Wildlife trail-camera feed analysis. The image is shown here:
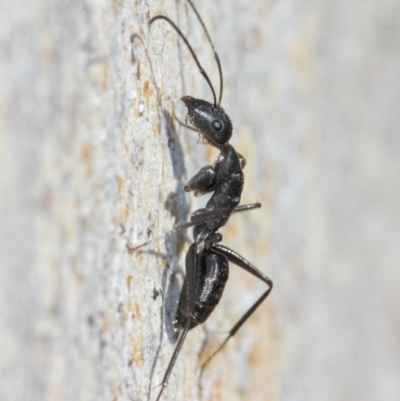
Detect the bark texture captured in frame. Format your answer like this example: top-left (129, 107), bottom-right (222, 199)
top-left (1, 1), bottom-right (399, 401)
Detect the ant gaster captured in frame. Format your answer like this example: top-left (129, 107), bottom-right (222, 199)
top-left (146, 1), bottom-right (274, 400)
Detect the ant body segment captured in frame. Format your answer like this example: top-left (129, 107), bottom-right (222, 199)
top-left (143, 1), bottom-right (274, 399)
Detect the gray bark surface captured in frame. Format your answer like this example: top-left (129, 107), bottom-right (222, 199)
top-left (1, 1), bottom-right (399, 401)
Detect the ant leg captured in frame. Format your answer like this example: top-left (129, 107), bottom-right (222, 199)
top-left (200, 243), bottom-right (273, 373)
top-left (232, 202), bottom-right (261, 214)
top-left (174, 113), bottom-right (197, 132)
top-left (128, 204), bottom-right (261, 252)
top-left (185, 165), bottom-right (216, 196)
top-left (155, 243), bottom-right (199, 401)
top-left (177, 203), bottom-right (261, 231)
top-left (127, 209), bottom-right (228, 253)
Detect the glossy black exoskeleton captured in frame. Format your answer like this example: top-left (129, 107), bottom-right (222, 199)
top-left (153, 213), bottom-right (272, 401)
top-left (181, 96), bottom-right (244, 234)
top-left (175, 241), bottom-right (229, 331)
top-left (150, 13), bottom-right (246, 242)
top-left (146, 1), bottom-right (274, 400)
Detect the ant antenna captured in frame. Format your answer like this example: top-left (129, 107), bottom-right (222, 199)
top-left (186, 0), bottom-right (224, 106)
top-left (149, 16), bottom-right (217, 106)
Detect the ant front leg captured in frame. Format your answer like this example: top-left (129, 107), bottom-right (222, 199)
top-left (184, 165), bottom-right (216, 196)
top-left (184, 145), bottom-right (231, 197)
top-left (200, 243), bottom-right (273, 374)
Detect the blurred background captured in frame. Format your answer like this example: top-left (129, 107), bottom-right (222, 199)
top-left (1, 0), bottom-right (399, 400)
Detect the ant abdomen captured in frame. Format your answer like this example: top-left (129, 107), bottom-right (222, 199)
top-left (175, 247), bottom-right (229, 330)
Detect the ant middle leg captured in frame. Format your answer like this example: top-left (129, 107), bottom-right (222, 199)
top-left (128, 203), bottom-right (262, 253)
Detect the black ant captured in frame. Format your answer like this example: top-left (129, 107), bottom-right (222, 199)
top-left (142, 1), bottom-right (274, 399)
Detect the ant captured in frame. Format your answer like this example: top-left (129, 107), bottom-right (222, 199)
top-left (143, 1), bottom-right (274, 399)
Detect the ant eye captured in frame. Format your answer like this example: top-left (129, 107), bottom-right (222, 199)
top-left (212, 120), bottom-right (222, 131)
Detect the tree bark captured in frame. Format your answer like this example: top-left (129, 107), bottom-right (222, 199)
top-left (1, 1), bottom-right (399, 401)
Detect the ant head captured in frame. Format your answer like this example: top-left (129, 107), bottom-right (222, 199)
top-left (181, 96), bottom-right (232, 145)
